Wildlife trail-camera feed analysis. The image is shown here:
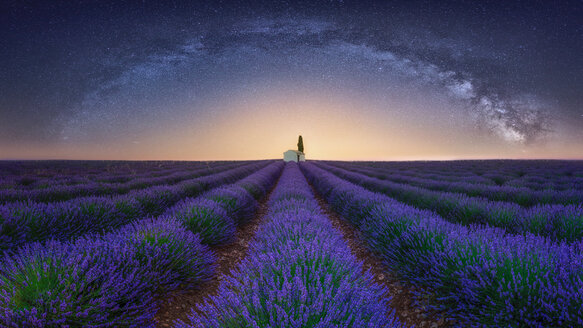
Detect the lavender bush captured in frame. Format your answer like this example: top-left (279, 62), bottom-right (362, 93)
top-left (0, 217), bottom-right (214, 327)
top-left (165, 198), bottom-right (236, 245)
top-left (203, 185), bottom-right (257, 224)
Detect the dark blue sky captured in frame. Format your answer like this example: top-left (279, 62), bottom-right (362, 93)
top-left (1, 0), bottom-right (581, 159)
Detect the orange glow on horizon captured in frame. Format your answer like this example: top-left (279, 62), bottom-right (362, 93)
top-left (1, 88), bottom-right (581, 161)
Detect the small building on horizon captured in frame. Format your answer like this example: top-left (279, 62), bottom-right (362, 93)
top-left (283, 150), bottom-right (305, 162)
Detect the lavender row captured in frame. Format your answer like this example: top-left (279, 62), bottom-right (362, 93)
top-left (0, 165), bottom-right (193, 191)
top-left (164, 161), bottom-right (284, 246)
top-left (334, 160), bottom-right (583, 191)
top-left (0, 161), bottom-right (233, 195)
top-left (0, 163), bottom-right (186, 190)
top-left (339, 160), bottom-right (583, 201)
top-left (317, 162), bottom-right (583, 243)
top-left (302, 162), bottom-right (583, 327)
top-left (344, 160), bottom-right (583, 191)
top-left (353, 159), bottom-right (583, 177)
top-left (0, 216), bottom-right (215, 327)
top-left (0, 161), bottom-right (246, 203)
top-left (0, 160), bottom-right (212, 178)
top-left (0, 161), bottom-right (274, 251)
top-left (329, 161), bottom-right (583, 206)
top-left (177, 162), bottom-right (405, 328)
top-left (332, 161), bottom-right (497, 185)
top-left (505, 174), bottom-right (583, 191)
top-left (0, 160), bottom-right (211, 189)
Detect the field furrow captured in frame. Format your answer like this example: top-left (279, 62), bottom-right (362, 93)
top-left (176, 162), bottom-right (405, 327)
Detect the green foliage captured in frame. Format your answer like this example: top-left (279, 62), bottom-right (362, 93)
top-left (114, 198), bottom-right (142, 220)
top-left (173, 201), bottom-right (235, 245)
top-left (5, 257), bottom-right (71, 311)
top-left (240, 182), bottom-right (263, 199)
top-left (205, 194), bottom-right (238, 218)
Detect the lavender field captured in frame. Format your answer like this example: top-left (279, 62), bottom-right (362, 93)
top-left (0, 159), bottom-right (582, 327)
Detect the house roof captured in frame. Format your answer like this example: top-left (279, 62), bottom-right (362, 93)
top-left (284, 149), bottom-right (304, 155)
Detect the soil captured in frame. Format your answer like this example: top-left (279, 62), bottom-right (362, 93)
top-left (154, 178), bottom-right (279, 327)
top-left (308, 183), bottom-right (453, 328)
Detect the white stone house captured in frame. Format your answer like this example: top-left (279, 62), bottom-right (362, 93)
top-left (283, 150), bottom-right (305, 162)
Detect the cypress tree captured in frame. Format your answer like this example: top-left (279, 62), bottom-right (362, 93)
top-left (297, 135), bottom-right (304, 153)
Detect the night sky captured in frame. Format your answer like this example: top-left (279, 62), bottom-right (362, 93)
top-left (1, 0), bottom-right (582, 160)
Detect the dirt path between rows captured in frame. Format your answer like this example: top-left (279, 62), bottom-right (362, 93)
top-left (308, 183), bottom-right (452, 328)
top-left (154, 178), bottom-right (280, 327)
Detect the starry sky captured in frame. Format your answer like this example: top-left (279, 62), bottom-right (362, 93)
top-left (1, 0), bottom-right (582, 160)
